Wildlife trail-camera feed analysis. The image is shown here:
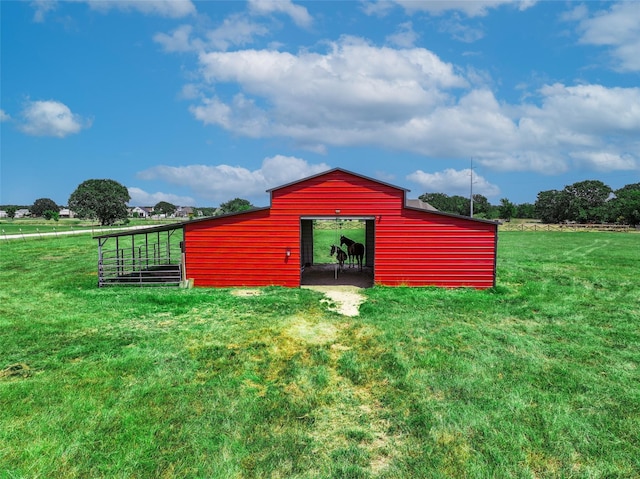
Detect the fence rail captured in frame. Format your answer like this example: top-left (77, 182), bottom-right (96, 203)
top-left (500, 223), bottom-right (635, 232)
top-left (98, 253), bottom-right (182, 287)
top-left (97, 228), bottom-right (184, 287)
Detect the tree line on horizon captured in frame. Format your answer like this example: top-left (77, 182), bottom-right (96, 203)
top-left (0, 179), bottom-right (257, 226)
top-left (421, 179), bottom-right (639, 225)
top-left (3, 178), bottom-right (639, 226)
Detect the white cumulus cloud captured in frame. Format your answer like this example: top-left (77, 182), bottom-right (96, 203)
top-left (569, 151), bottom-right (638, 172)
top-left (127, 187), bottom-right (195, 207)
top-left (0, 109), bottom-right (10, 122)
top-left (86, 0), bottom-right (196, 18)
top-left (154, 17), bottom-right (270, 53)
top-left (136, 156), bottom-right (331, 203)
top-left (192, 37), bottom-right (467, 150)
top-left (568, 1), bottom-right (640, 72)
top-left (188, 35), bottom-right (640, 175)
top-left (154, 25), bottom-right (200, 53)
top-left (19, 100), bottom-right (91, 138)
top-left (31, 0), bottom-right (196, 21)
top-left (407, 168), bottom-right (501, 197)
top-left (248, 0), bottom-right (313, 28)
top-left (31, 0), bottom-right (57, 22)
top-left (205, 14), bottom-right (270, 51)
top-left (386, 22), bottom-right (419, 47)
top-left (386, 0), bottom-right (536, 17)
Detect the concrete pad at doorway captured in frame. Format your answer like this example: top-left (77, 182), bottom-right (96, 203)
top-left (303, 285), bottom-right (366, 317)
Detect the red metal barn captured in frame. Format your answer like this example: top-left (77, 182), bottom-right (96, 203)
top-left (183, 168), bottom-right (497, 289)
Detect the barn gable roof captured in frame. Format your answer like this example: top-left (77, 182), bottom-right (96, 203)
top-left (267, 167), bottom-right (496, 225)
top-left (267, 167), bottom-right (410, 194)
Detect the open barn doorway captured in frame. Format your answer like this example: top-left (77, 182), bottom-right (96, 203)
top-left (300, 217), bottom-right (374, 287)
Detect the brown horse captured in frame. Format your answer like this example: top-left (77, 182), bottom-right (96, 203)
top-left (330, 244), bottom-right (348, 270)
top-left (340, 235), bottom-right (364, 271)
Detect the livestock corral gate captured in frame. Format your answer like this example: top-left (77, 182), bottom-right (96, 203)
top-left (96, 169), bottom-right (498, 289)
top-left (95, 224), bottom-right (184, 287)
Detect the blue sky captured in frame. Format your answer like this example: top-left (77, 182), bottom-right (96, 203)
top-left (1, 0), bottom-right (639, 208)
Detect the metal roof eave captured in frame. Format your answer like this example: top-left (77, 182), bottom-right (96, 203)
top-left (183, 206), bottom-right (271, 225)
top-left (403, 205), bottom-right (500, 226)
top-left (92, 222), bottom-right (187, 240)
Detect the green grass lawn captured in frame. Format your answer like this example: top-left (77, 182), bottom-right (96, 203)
top-left (0, 218), bottom-right (98, 235)
top-left (1, 232), bottom-right (638, 478)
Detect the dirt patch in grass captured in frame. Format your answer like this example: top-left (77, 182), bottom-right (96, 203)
top-left (303, 285), bottom-right (366, 317)
top-left (231, 289), bottom-right (263, 297)
top-left (284, 318), bottom-right (338, 345)
top-left (1, 363), bottom-right (32, 379)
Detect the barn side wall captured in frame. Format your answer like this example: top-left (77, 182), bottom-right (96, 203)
top-left (375, 208), bottom-right (497, 288)
top-left (184, 209), bottom-right (300, 287)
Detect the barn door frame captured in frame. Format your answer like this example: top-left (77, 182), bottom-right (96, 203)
top-left (299, 216), bottom-right (375, 269)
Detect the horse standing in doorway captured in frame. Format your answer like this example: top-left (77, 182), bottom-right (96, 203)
top-left (330, 244), bottom-right (348, 271)
top-left (340, 235), bottom-right (364, 271)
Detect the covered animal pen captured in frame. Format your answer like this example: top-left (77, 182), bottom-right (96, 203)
top-left (95, 224), bottom-right (184, 287)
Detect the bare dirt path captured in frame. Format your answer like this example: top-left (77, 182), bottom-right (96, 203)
top-left (302, 285), bottom-right (366, 317)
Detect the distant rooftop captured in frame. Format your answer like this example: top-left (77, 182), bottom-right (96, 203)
top-left (406, 199), bottom-right (438, 211)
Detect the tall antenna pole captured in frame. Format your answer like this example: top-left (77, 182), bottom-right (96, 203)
top-left (470, 158), bottom-right (474, 218)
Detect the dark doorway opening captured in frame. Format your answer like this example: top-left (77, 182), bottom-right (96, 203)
top-left (300, 217), bottom-right (374, 287)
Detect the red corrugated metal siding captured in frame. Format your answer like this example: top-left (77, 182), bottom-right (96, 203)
top-left (375, 209), bottom-right (496, 288)
top-left (184, 209), bottom-right (300, 287)
top-left (271, 172), bottom-right (405, 217)
top-left (183, 169), bottom-right (497, 289)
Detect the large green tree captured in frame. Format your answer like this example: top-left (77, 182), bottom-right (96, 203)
top-left (419, 193), bottom-right (471, 216)
top-left (419, 193), bottom-right (450, 211)
top-left (535, 189), bottom-right (570, 223)
top-left (564, 180), bottom-right (612, 223)
top-left (608, 183), bottom-right (640, 225)
top-left (68, 179), bottom-right (130, 226)
top-left (471, 194), bottom-right (492, 217)
top-left (536, 180), bottom-right (615, 224)
top-left (516, 203), bottom-right (536, 219)
top-left (5, 206), bottom-right (17, 219)
top-left (198, 207), bottom-right (218, 217)
top-left (219, 198), bottom-right (254, 214)
top-left (31, 198), bottom-right (58, 217)
top-left (154, 201), bottom-right (177, 217)
top-left (498, 198), bottom-right (517, 221)
top-left (43, 210), bottom-right (60, 221)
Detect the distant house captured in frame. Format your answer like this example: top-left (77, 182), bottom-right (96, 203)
top-left (405, 199), bottom-right (438, 211)
top-left (130, 206), bottom-right (153, 218)
top-left (14, 209), bottom-right (31, 218)
top-left (175, 206), bottom-right (194, 218)
top-left (0, 210), bottom-right (6, 218)
top-left (59, 208), bottom-right (75, 218)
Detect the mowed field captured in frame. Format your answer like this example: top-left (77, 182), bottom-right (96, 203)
top-left (0, 218), bottom-right (182, 236)
top-left (0, 231), bottom-right (638, 478)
